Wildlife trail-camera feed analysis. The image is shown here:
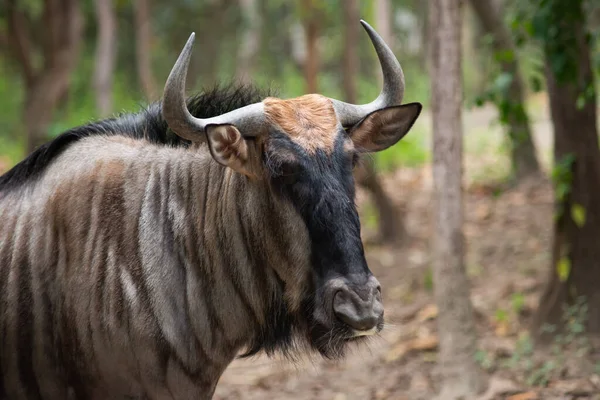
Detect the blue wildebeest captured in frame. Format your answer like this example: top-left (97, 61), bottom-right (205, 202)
top-left (0, 20), bottom-right (421, 399)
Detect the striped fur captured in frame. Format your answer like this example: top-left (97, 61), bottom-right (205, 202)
top-left (0, 135), bottom-right (312, 399)
top-left (0, 85), bottom-right (388, 399)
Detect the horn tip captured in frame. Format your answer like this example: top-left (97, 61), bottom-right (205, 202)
top-left (359, 19), bottom-right (372, 29)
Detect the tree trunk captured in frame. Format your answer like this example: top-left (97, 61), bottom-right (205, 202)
top-left (7, 0), bottom-right (84, 154)
top-left (236, 0), bottom-right (261, 85)
top-left (374, 0), bottom-right (393, 52)
top-left (342, 0), bottom-right (359, 104)
top-left (354, 159), bottom-right (406, 244)
top-left (430, 1), bottom-right (486, 398)
top-left (300, 0), bottom-right (319, 93)
top-left (469, 0), bottom-right (541, 181)
top-left (93, 0), bottom-right (117, 117)
top-left (133, 0), bottom-right (158, 101)
top-left (347, 0), bottom-right (404, 245)
top-left (533, 17), bottom-right (600, 335)
top-left (418, 0), bottom-right (429, 70)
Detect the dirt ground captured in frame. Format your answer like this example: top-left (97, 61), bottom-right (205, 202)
top-left (213, 98), bottom-right (600, 400)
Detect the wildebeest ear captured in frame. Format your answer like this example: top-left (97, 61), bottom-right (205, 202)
top-left (205, 124), bottom-right (254, 177)
top-left (348, 103), bottom-right (422, 153)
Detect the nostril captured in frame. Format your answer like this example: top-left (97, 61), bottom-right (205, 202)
top-left (333, 289), bottom-right (380, 331)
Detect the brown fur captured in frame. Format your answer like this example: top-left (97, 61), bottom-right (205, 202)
top-left (263, 95), bottom-right (339, 154)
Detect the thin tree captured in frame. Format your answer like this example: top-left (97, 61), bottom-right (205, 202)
top-left (4, 0), bottom-right (84, 154)
top-left (531, 0), bottom-right (600, 334)
top-left (93, 0), bottom-right (118, 117)
top-left (299, 0), bottom-right (319, 93)
top-left (469, 0), bottom-right (541, 181)
top-left (133, 0), bottom-right (158, 101)
top-left (430, 0), bottom-right (486, 398)
top-left (374, 0), bottom-right (393, 51)
top-left (349, 0), bottom-right (406, 245)
top-left (236, 0), bottom-right (261, 85)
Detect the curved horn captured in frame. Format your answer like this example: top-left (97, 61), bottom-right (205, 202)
top-left (331, 20), bottom-right (405, 127)
top-left (162, 33), bottom-right (266, 141)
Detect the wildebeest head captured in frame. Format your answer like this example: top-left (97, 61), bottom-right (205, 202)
top-left (162, 20), bottom-right (422, 358)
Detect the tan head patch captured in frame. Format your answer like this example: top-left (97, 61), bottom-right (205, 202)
top-left (263, 94), bottom-right (339, 153)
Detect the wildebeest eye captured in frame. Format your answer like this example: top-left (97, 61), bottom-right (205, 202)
top-left (277, 160), bottom-right (301, 178)
top-left (265, 151), bottom-right (303, 184)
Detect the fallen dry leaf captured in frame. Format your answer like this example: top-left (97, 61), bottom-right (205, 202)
top-left (409, 372), bottom-right (430, 392)
top-left (476, 376), bottom-right (522, 400)
top-left (494, 320), bottom-right (511, 337)
top-left (548, 378), bottom-right (595, 395)
top-left (506, 391), bottom-right (538, 400)
top-left (475, 203), bottom-right (492, 220)
top-left (384, 335), bottom-right (439, 363)
top-left (416, 304), bottom-right (438, 322)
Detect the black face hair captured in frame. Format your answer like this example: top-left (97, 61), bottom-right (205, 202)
top-left (264, 129), bottom-right (372, 358)
top-left (0, 84), bottom-right (273, 193)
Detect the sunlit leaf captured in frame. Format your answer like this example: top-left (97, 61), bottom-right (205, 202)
top-left (571, 203), bottom-right (586, 227)
top-left (576, 94), bottom-right (586, 110)
top-left (493, 72), bottom-right (514, 93)
top-left (557, 257), bottom-right (571, 282)
top-left (511, 292), bottom-right (525, 313)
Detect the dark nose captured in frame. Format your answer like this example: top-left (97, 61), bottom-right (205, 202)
top-left (332, 277), bottom-right (383, 331)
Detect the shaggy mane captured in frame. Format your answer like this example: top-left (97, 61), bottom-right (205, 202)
top-left (0, 84), bottom-right (272, 193)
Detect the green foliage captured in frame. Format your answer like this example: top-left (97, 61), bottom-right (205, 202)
top-left (474, 349), bottom-right (494, 371)
top-left (570, 203), bottom-right (586, 227)
top-left (0, 135), bottom-right (24, 166)
top-left (526, 360), bottom-right (555, 387)
top-left (510, 0), bottom-right (597, 102)
top-left (502, 297), bottom-right (591, 387)
top-left (505, 331), bottom-right (534, 369)
top-left (361, 202), bottom-right (379, 231)
top-left (510, 292), bottom-right (526, 314)
top-left (494, 308), bottom-right (508, 323)
top-left (423, 267), bottom-right (433, 292)
top-left (556, 257), bottom-right (571, 282)
top-left (551, 153), bottom-right (575, 209)
top-left (374, 124), bottom-right (428, 172)
top-left (530, 0), bottom-right (586, 83)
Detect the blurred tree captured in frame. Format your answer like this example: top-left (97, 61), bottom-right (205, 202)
top-left (430, 0), bottom-right (486, 398)
top-left (134, 0), bottom-right (158, 101)
top-left (350, 0), bottom-right (406, 245)
top-left (93, 0), bottom-right (117, 117)
top-left (342, 0), bottom-right (359, 104)
top-left (3, 0), bottom-right (84, 154)
top-left (298, 0), bottom-right (320, 92)
top-left (374, 0), bottom-right (393, 52)
top-left (469, 0), bottom-right (541, 182)
top-left (528, 0), bottom-right (600, 335)
top-left (416, 0), bottom-right (429, 70)
top-left (236, 0), bottom-right (261, 85)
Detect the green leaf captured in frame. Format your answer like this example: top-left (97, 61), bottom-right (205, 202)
top-left (531, 76), bottom-right (543, 93)
top-left (511, 292), bottom-right (526, 313)
top-left (557, 257), bottom-right (571, 282)
top-left (495, 308), bottom-right (508, 322)
top-left (576, 94), bottom-right (586, 110)
top-left (493, 72), bottom-right (514, 93)
top-left (571, 203), bottom-right (586, 227)
top-left (495, 49), bottom-right (515, 63)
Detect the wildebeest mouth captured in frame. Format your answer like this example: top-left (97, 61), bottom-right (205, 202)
top-left (308, 319), bottom-right (384, 358)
